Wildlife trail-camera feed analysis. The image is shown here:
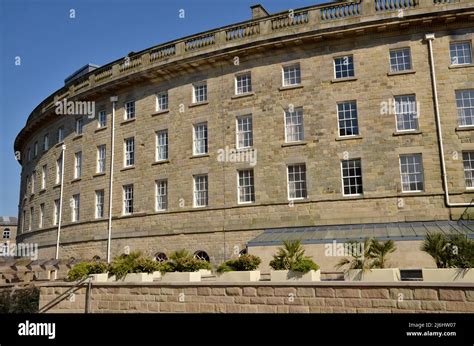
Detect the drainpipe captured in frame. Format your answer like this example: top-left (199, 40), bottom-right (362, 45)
top-left (425, 33), bottom-right (471, 207)
top-left (107, 96), bottom-right (118, 263)
top-left (55, 143), bottom-right (66, 260)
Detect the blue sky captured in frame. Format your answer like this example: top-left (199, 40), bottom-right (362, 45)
top-left (0, 0), bottom-right (325, 217)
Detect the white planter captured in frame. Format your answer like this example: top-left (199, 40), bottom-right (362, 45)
top-left (217, 271), bottom-right (260, 282)
top-left (90, 273), bottom-right (109, 282)
top-left (152, 271), bottom-right (162, 280)
top-left (198, 269), bottom-right (212, 276)
top-left (161, 272), bottom-right (202, 282)
top-left (422, 268), bottom-right (474, 282)
top-left (270, 270), bottom-right (320, 282)
top-left (119, 273), bottom-right (154, 282)
top-left (345, 269), bottom-right (400, 282)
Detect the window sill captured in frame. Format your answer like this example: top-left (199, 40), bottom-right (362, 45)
top-left (387, 70), bottom-right (416, 76)
top-left (95, 126), bottom-right (108, 133)
top-left (152, 160), bottom-right (170, 165)
top-left (53, 183), bottom-right (61, 189)
top-left (449, 64), bottom-right (474, 70)
top-left (151, 109), bottom-right (170, 116)
top-left (331, 77), bottom-right (357, 83)
top-left (71, 178), bottom-right (81, 183)
top-left (281, 141), bottom-right (307, 147)
top-left (456, 126), bottom-right (474, 132)
top-left (121, 118), bottom-right (136, 125)
top-left (118, 212), bottom-right (146, 219)
top-left (120, 166), bottom-right (135, 172)
top-left (278, 84), bottom-right (303, 91)
top-left (189, 101), bottom-right (209, 108)
top-left (342, 194), bottom-right (364, 199)
top-left (335, 135), bottom-right (362, 141)
top-left (288, 198), bottom-right (308, 203)
top-left (231, 92), bottom-right (255, 100)
top-left (93, 172), bottom-right (106, 177)
top-left (190, 154), bottom-right (209, 159)
top-left (399, 191), bottom-right (424, 196)
top-left (55, 142), bottom-right (65, 148)
top-left (73, 134), bottom-right (83, 140)
top-left (393, 130), bottom-right (422, 136)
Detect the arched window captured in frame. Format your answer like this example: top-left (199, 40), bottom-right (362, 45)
top-left (154, 252), bottom-right (168, 263)
top-left (194, 250), bottom-right (210, 262)
top-left (2, 229), bottom-right (10, 239)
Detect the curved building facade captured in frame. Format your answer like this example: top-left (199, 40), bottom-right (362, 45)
top-left (14, 0), bottom-right (474, 270)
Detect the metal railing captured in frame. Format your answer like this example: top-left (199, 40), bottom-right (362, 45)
top-left (38, 275), bottom-right (92, 313)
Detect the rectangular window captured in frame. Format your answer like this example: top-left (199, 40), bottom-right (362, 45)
top-left (236, 115), bottom-right (253, 149)
top-left (58, 126), bottom-right (64, 143)
top-left (193, 82), bottom-right (207, 103)
top-left (193, 175), bottom-right (208, 207)
top-left (155, 180), bottom-right (168, 211)
top-left (43, 134), bottom-right (49, 151)
top-left (54, 199), bottom-right (60, 225)
top-left (25, 175), bottom-right (29, 196)
top-left (41, 165), bottom-right (47, 190)
top-left (399, 154), bottom-right (424, 192)
top-left (124, 137), bottom-right (135, 167)
top-left (456, 90), bottom-right (474, 127)
top-left (75, 118), bottom-right (83, 135)
top-left (285, 107), bottom-right (304, 142)
top-left (389, 48), bottom-right (412, 72)
top-left (125, 101), bottom-right (135, 120)
top-left (3, 230), bottom-right (10, 239)
top-left (97, 145), bottom-right (106, 173)
top-left (334, 55), bottom-right (355, 79)
top-left (238, 169), bottom-right (255, 204)
top-left (39, 203), bottom-right (44, 228)
top-left (193, 123), bottom-right (208, 155)
top-left (463, 151), bottom-right (474, 189)
top-left (27, 148), bottom-right (31, 162)
top-left (450, 41), bottom-right (472, 66)
top-left (283, 64), bottom-right (301, 86)
top-left (341, 159), bottom-right (363, 196)
top-left (29, 207), bottom-right (33, 231)
top-left (395, 95), bottom-right (418, 132)
top-left (287, 164), bottom-right (307, 200)
top-left (34, 141), bottom-right (38, 157)
top-left (31, 171), bottom-right (35, 194)
top-left (95, 190), bottom-right (104, 218)
top-left (74, 151), bottom-right (82, 179)
top-left (72, 194), bottom-right (80, 222)
top-left (156, 130), bottom-right (169, 161)
top-left (337, 101), bottom-right (359, 136)
top-left (98, 110), bottom-right (107, 128)
top-left (156, 91), bottom-right (169, 111)
top-left (56, 155), bottom-right (62, 184)
top-left (22, 210), bottom-right (26, 232)
top-left (123, 184), bottom-right (134, 215)
top-left (235, 73), bottom-right (252, 95)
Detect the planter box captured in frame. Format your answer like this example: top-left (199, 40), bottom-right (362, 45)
top-left (111, 273), bottom-right (154, 282)
top-left (90, 273), bottom-right (109, 282)
top-left (270, 270), bottom-right (320, 282)
top-left (217, 271), bottom-right (260, 282)
top-left (152, 271), bottom-right (162, 280)
top-left (345, 269), bottom-right (400, 282)
top-left (161, 272), bottom-right (202, 282)
top-left (422, 268), bottom-right (474, 282)
top-left (198, 269), bottom-right (212, 276)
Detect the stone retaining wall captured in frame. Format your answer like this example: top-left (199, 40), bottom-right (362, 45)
top-left (37, 282), bottom-right (474, 313)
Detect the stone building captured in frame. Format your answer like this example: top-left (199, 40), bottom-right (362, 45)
top-left (0, 217), bottom-right (17, 258)
top-left (13, 0), bottom-right (474, 271)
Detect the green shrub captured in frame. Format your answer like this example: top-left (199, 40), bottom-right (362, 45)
top-left (421, 233), bottom-right (474, 268)
top-left (162, 250), bottom-right (211, 273)
top-left (217, 254), bottom-right (261, 273)
top-left (109, 251), bottom-right (160, 279)
top-left (67, 261), bottom-right (108, 281)
top-left (0, 286), bottom-right (39, 313)
top-left (269, 240), bottom-right (319, 273)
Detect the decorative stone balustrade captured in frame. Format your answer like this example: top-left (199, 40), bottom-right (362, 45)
top-left (320, 1), bottom-right (362, 21)
top-left (226, 22), bottom-right (260, 41)
top-left (185, 33), bottom-right (216, 52)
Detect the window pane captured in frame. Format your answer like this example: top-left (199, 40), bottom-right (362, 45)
top-left (338, 101), bottom-right (359, 136)
top-left (341, 159), bottom-right (363, 195)
top-left (399, 154), bottom-right (424, 192)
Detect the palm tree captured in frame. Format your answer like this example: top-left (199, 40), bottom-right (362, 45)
top-left (335, 238), bottom-right (372, 270)
top-left (169, 249), bottom-right (191, 261)
top-left (421, 233), bottom-right (451, 268)
top-left (369, 239), bottom-right (397, 269)
top-left (270, 240), bottom-right (306, 270)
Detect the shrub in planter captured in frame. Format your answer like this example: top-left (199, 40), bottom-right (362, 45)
top-left (269, 240), bottom-right (319, 273)
top-left (0, 286), bottom-right (39, 313)
top-left (108, 252), bottom-right (160, 280)
top-left (217, 254), bottom-right (261, 273)
top-left (160, 250), bottom-right (211, 282)
top-left (421, 233), bottom-right (474, 269)
top-left (67, 261), bottom-right (108, 281)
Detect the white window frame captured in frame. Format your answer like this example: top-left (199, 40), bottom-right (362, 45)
top-left (156, 130), bottom-right (169, 161)
top-left (389, 48), bottom-right (412, 72)
top-left (97, 145), bottom-right (106, 173)
top-left (156, 91), bottom-right (169, 112)
top-left (237, 169), bottom-right (255, 204)
top-left (56, 156), bottom-right (62, 184)
top-left (41, 165), bottom-right (47, 190)
top-left (463, 151), bottom-right (474, 189)
top-left (72, 194), bottom-right (80, 222)
top-left (123, 184), bottom-right (134, 215)
top-left (31, 171), bottom-right (35, 194)
top-left (98, 110), bottom-right (107, 128)
top-left (58, 126), bottom-right (64, 143)
top-left (39, 203), bottom-right (44, 228)
top-left (29, 207), bottom-right (33, 231)
top-left (399, 154), bottom-right (424, 193)
top-left (155, 179), bottom-right (168, 211)
top-left (235, 72), bottom-right (252, 95)
top-left (43, 133), bottom-right (49, 151)
top-left (124, 137), bottom-right (135, 167)
top-left (54, 199), bottom-right (60, 225)
top-left (95, 190), bottom-right (105, 219)
top-left (125, 101), bottom-right (135, 120)
top-left (192, 82), bottom-right (207, 103)
top-left (2, 230), bottom-right (10, 239)
top-left (394, 94), bottom-right (419, 132)
top-left (450, 41), bottom-right (473, 66)
top-left (74, 151), bottom-right (82, 179)
top-left (193, 175), bottom-right (208, 207)
top-left (282, 64), bottom-right (301, 87)
top-left (333, 55), bottom-right (355, 79)
top-left (236, 115), bottom-right (253, 149)
top-left (284, 107), bottom-right (304, 143)
top-left (341, 159), bottom-right (363, 196)
top-left (456, 89), bottom-right (474, 127)
top-left (193, 123), bottom-right (208, 155)
top-left (287, 164), bottom-right (307, 201)
top-left (337, 101), bottom-right (359, 137)
top-left (75, 118), bottom-right (84, 135)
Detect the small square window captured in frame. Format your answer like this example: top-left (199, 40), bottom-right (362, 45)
top-left (157, 92), bottom-right (169, 111)
top-left (235, 73), bottom-right (252, 95)
top-left (283, 64), bottom-right (301, 86)
top-left (334, 56), bottom-right (355, 79)
top-left (389, 48), bottom-right (412, 72)
top-left (193, 82), bottom-right (207, 103)
top-left (450, 41), bottom-right (472, 66)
